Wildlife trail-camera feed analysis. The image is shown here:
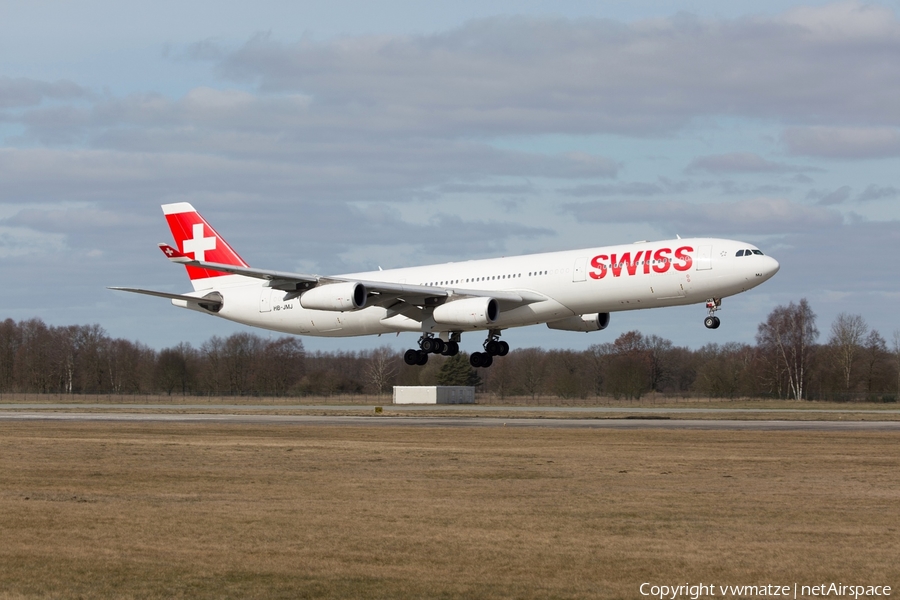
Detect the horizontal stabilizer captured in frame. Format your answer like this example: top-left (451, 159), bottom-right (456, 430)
top-left (158, 243), bottom-right (191, 263)
top-left (109, 287), bottom-right (223, 311)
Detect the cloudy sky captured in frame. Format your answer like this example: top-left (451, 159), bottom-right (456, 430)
top-left (1, 0), bottom-right (898, 352)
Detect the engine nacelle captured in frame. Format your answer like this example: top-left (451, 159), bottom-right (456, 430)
top-left (546, 312), bottom-right (610, 332)
top-left (432, 297), bottom-right (499, 327)
top-left (299, 282), bottom-right (367, 311)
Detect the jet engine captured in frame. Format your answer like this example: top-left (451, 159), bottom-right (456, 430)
top-left (432, 297), bottom-right (499, 327)
top-left (546, 312), bottom-right (610, 332)
top-left (299, 282), bottom-right (367, 311)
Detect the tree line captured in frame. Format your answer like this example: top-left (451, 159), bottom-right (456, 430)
top-left (1, 299), bottom-right (898, 400)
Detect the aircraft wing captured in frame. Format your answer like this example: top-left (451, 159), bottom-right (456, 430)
top-left (343, 278), bottom-right (546, 311)
top-left (157, 243), bottom-right (547, 314)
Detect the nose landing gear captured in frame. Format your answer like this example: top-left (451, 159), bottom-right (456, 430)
top-left (704, 298), bottom-right (722, 329)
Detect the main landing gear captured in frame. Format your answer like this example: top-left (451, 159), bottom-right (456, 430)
top-left (704, 298), bottom-right (722, 329)
top-left (403, 333), bottom-right (460, 366)
top-left (469, 330), bottom-right (509, 369)
top-left (402, 331), bottom-right (510, 368)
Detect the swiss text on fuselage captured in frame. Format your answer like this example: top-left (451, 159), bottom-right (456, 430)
top-left (589, 246), bottom-right (694, 280)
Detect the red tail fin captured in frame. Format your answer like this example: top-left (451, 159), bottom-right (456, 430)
top-left (162, 203), bottom-right (249, 288)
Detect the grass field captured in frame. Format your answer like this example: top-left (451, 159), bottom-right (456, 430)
top-left (1, 422), bottom-right (898, 599)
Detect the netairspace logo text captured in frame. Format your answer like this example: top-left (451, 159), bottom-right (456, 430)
top-left (639, 582), bottom-right (892, 599)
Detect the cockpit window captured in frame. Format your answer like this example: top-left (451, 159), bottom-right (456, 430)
top-left (752, 249), bottom-right (764, 255)
top-left (736, 249), bottom-right (745, 257)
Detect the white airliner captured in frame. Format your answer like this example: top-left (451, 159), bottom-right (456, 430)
top-left (113, 203), bottom-right (780, 367)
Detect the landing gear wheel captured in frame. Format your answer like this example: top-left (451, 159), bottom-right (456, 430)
top-left (404, 349), bottom-right (420, 365)
top-left (442, 341), bottom-right (459, 356)
top-left (470, 352), bottom-right (493, 368)
top-left (482, 329), bottom-right (507, 360)
top-left (420, 338), bottom-right (436, 353)
top-left (416, 350), bottom-right (429, 366)
top-left (431, 338), bottom-right (446, 354)
top-left (704, 316), bottom-right (721, 329)
top-left (704, 298), bottom-right (722, 330)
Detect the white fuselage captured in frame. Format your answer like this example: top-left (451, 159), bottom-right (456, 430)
top-left (175, 238), bottom-right (779, 337)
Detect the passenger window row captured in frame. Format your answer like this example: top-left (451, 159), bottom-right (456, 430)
top-left (420, 271), bottom-right (551, 287)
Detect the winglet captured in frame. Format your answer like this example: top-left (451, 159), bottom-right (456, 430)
top-left (158, 243), bottom-right (191, 263)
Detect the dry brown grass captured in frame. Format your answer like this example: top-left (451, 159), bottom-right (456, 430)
top-left (1, 422), bottom-right (898, 599)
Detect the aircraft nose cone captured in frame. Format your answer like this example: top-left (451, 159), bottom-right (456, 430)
top-left (766, 256), bottom-right (780, 278)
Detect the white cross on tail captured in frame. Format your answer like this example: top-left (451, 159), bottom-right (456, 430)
top-left (182, 223), bottom-right (216, 261)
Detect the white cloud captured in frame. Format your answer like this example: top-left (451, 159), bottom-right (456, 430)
top-left (0, 77), bottom-right (86, 109)
top-left (857, 185), bottom-right (899, 202)
top-left (3, 207), bottom-right (147, 233)
top-left (566, 197), bottom-right (843, 235)
top-left (0, 226), bottom-right (66, 257)
top-left (685, 152), bottom-right (816, 174)
top-left (558, 178), bottom-right (793, 198)
top-left (781, 2), bottom-right (899, 40)
top-left (208, 5), bottom-right (900, 136)
top-left (806, 185), bottom-right (852, 205)
top-left (782, 126), bottom-right (900, 158)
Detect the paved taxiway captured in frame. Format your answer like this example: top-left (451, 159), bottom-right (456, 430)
top-left (3, 403), bottom-right (900, 414)
top-left (2, 411), bottom-right (900, 430)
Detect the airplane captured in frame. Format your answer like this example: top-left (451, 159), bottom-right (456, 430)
top-left (112, 203), bottom-right (780, 368)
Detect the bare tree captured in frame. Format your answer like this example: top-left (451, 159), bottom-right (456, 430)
top-left (586, 342), bottom-right (613, 397)
top-left (364, 346), bottom-right (398, 396)
top-left (695, 342), bottom-right (754, 399)
top-left (547, 350), bottom-right (587, 399)
top-left (72, 324), bottom-right (108, 393)
top-left (756, 299), bottom-right (819, 401)
top-left (15, 319), bottom-right (56, 393)
top-left (861, 330), bottom-right (887, 396)
top-left (487, 352), bottom-right (514, 398)
top-left (223, 333), bottom-right (262, 395)
top-left (516, 348), bottom-right (547, 401)
top-left (0, 319), bottom-right (21, 392)
top-left (156, 347), bottom-right (189, 396)
top-left (199, 336), bottom-right (225, 395)
top-left (893, 330), bottom-right (900, 400)
top-left (828, 313), bottom-right (867, 392)
top-left (645, 334), bottom-right (674, 392)
top-left (606, 331), bottom-right (652, 400)
top-left (107, 338), bottom-right (154, 393)
top-left (256, 337), bottom-right (304, 396)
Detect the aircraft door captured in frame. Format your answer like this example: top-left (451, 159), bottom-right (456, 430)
top-left (573, 257), bottom-right (587, 282)
top-left (650, 266), bottom-right (685, 299)
top-left (696, 245), bottom-right (712, 270)
top-left (259, 289), bottom-right (272, 313)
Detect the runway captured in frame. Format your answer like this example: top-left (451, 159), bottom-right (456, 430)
top-left (3, 403), bottom-right (900, 414)
top-left (3, 411), bottom-right (900, 430)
